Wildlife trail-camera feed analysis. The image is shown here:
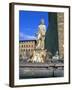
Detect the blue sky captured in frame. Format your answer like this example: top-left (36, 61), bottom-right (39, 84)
top-left (19, 10), bottom-right (49, 41)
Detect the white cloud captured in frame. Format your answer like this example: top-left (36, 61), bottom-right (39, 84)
top-left (19, 32), bottom-right (36, 40)
top-left (19, 32), bottom-right (24, 38)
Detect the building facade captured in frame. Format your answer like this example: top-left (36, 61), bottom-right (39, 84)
top-left (19, 40), bottom-right (36, 60)
top-left (57, 13), bottom-right (64, 58)
top-left (45, 12), bottom-right (64, 58)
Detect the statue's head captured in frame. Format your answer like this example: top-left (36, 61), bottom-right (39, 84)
top-left (40, 19), bottom-right (45, 25)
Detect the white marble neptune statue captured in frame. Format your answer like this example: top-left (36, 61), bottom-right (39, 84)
top-left (36, 19), bottom-right (46, 49)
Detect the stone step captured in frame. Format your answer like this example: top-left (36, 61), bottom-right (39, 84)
top-left (20, 63), bottom-right (64, 68)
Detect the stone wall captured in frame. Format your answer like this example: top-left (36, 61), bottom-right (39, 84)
top-left (57, 13), bottom-right (64, 58)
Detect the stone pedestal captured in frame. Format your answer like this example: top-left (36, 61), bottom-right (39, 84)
top-left (30, 49), bottom-right (47, 63)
